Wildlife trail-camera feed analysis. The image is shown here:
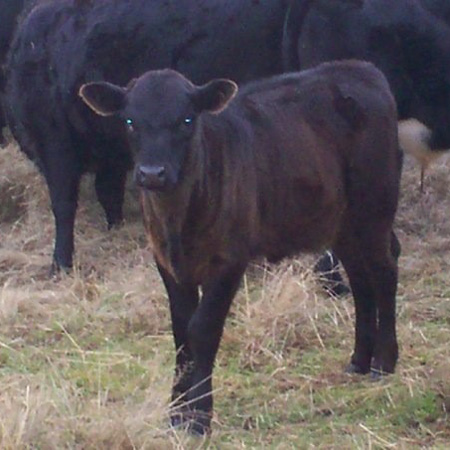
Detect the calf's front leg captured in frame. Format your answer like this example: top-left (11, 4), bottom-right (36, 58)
top-left (156, 263), bottom-right (199, 422)
top-left (179, 263), bottom-right (246, 435)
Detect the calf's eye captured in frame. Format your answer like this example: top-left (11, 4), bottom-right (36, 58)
top-left (125, 118), bottom-right (134, 132)
top-left (183, 117), bottom-right (193, 126)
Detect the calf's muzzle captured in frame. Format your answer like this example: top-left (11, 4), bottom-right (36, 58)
top-left (135, 164), bottom-right (167, 190)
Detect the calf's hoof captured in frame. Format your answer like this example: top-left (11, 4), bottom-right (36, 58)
top-left (346, 363), bottom-right (394, 379)
top-left (170, 409), bottom-right (211, 436)
top-left (370, 363), bottom-right (395, 380)
top-left (345, 362), bottom-right (370, 375)
top-left (370, 368), bottom-right (387, 381)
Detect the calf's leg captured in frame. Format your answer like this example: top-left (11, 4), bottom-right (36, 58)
top-left (334, 225), bottom-right (398, 375)
top-left (315, 231), bottom-right (400, 298)
top-left (181, 263), bottom-right (246, 435)
top-left (370, 230), bottom-right (399, 375)
top-left (156, 263), bottom-right (199, 424)
top-left (335, 245), bottom-right (377, 374)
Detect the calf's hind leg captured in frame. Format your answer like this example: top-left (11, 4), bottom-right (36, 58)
top-left (318, 230), bottom-right (400, 299)
top-left (334, 225), bottom-right (399, 375)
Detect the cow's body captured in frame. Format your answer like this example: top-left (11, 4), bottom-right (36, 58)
top-left (80, 60), bottom-right (401, 434)
top-left (5, 0), bottom-right (290, 270)
top-left (0, 0), bottom-right (27, 145)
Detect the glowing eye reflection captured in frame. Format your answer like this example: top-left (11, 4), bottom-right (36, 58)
top-left (184, 117), bottom-right (193, 125)
top-left (126, 118), bottom-right (133, 127)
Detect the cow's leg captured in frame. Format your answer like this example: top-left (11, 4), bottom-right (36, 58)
top-left (314, 250), bottom-right (350, 297)
top-left (95, 154), bottom-right (130, 229)
top-left (183, 263), bottom-right (246, 435)
top-left (156, 263), bottom-right (200, 426)
top-left (44, 147), bottom-right (82, 272)
top-left (334, 225), bottom-right (398, 375)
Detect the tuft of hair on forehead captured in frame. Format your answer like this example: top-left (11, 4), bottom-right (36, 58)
top-left (126, 70), bottom-right (196, 107)
top-left (135, 69), bottom-right (195, 90)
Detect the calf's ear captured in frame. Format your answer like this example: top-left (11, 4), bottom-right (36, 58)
top-left (79, 82), bottom-right (126, 116)
top-left (193, 79), bottom-right (238, 114)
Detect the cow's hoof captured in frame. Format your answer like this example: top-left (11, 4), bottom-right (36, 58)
top-left (345, 362), bottom-right (370, 375)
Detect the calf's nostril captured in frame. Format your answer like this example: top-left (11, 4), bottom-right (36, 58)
top-left (137, 165), bottom-right (167, 188)
top-left (156, 167), bottom-right (166, 180)
top-left (137, 167), bottom-right (147, 184)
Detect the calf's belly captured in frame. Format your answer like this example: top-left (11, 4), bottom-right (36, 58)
top-left (263, 201), bottom-right (345, 261)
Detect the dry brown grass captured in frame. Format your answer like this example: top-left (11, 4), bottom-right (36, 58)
top-left (1, 142), bottom-right (450, 449)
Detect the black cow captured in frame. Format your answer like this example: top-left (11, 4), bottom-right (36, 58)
top-left (284, 0), bottom-right (450, 292)
top-left (80, 60), bottom-right (401, 434)
top-left (0, 0), bottom-right (27, 146)
top-left (5, 0), bottom-right (294, 271)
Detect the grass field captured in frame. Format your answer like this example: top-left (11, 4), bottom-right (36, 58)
top-left (1, 141), bottom-right (449, 449)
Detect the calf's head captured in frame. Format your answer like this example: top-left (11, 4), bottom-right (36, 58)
top-left (79, 69), bottom-right (237, 190)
